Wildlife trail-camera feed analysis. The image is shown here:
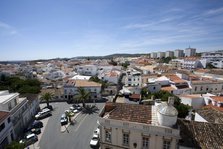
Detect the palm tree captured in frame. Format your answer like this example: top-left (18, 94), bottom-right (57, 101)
top-left (40, 92), bottom-right (54, 108)
top-left (65, 111), bottom-right (74, 124)
top-left (76, 87), bottom-right (90, 108)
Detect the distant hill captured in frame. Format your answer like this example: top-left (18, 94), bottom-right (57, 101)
top-left (75, 53), bottom-right (149, 60)
top-left (0, 53), bottom-right (150, 63)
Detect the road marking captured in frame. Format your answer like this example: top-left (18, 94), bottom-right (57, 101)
top-left (75, 114), bottom-right (88, 131)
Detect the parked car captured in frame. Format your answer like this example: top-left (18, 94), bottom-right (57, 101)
top-left (69, 106), bottom-right (75, 111)
top-left (60, 114), bottom-right (68, 126)
top-left (72, 104), bottom-right (82, 110)
top-left (35, 108), bottom-right (51, 120)
top-left (90, 134), bottom-right (99, 148)
top-left (19, 133), bottom-right (38, 147)
top-left (31, 128), bottom-right (41, 135)
top-left (73, 109), bottom-right (79, 113)
top-left (93, 127), bottom-right (100, 136)
top-left (43, 105), bottom-right (53, 111)
top-left (32, 120), bottom-right (43, 128)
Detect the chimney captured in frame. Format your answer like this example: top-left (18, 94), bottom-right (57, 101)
top-left (168, 97), bottom-right (175, 106)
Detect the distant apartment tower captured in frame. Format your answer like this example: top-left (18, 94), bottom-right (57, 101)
top-left (165, 51), bottom-right (174, 58)
top-left (151, 52), bottom-right (157, 59)
top-left (157, 52), bottom-right (165, 59)
top-left (185, 48), bottom-right (196, 57)
top-left (174, 49), bottom-right (184, 58)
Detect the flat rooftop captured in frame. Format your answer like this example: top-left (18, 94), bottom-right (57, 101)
top-left (0, 93), bottom-right (19, 104)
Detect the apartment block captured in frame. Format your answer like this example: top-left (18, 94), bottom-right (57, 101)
top-left (184, 48), bottom-right (196, 57)
top-left (174, 49), bottom-right (184, 58)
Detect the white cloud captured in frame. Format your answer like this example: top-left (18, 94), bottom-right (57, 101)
top-left (205, 7), bottom-right (223, 15)
top-left (0, 21), bottom-right (18, 36)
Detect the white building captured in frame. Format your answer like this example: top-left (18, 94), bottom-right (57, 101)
top-left (165, 51), bottom-right (174, 58)
top-left (98, 99), bottom-right (180, 149)
top-left (184, 48), bottom-right (196, 57)
top-left (178, 94), bottom-right (205, 109)
top-left (0, 91), bottom-right (39, 139)
top-left (0, 111), bottom-right (14, 148)
top-left (124, 69), bottom-right (142, 87)
top-left (70, 74), bottom-right (91, 80)
top-left (157, 52), bottom-right (165, 59)
top-left (174, 49), bottom-right (184, 58)
top-left (201, 51), bottom-right (223, 68)
top-left (182, 58), bottom-right (205, 69)
top-left (64, 80), bottom-right (102, 101)
top-left (98, 70), bottom-right (121, 84)
top-left (169, 59), bottom-right (183, 68)
top-left (190, 79), bottom-right (223, 94)
top-left (151, 52), bottom-right (157, 59)
top-left (75, 65), bottom-right (98, 76)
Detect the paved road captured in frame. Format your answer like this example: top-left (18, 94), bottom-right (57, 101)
top-left (38, 102), bottom-right (104, 149)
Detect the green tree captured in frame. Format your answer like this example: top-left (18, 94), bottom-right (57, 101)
top-left (140, 90), bottom-right (190, 118)
top-left (76, 87), bottom-right (90, 108)
top-left (121, 62), bottom-right (130, 69)
top-left (40, 92), bottom-right (54, 107)
top-left (206, 63), bottom-right (216, 69)
top-left (4, 141), bottom-right (25, 149)
top-left (65, 111), bottom-right (74, 124)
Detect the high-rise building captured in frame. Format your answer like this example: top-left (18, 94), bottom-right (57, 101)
top-left (174, 49), bottom-right (184, 58)
top-left (157, 52), bottom-right (165, 58)
top-left (185, 48), bottom-right (196, 57)
top-left (165, 51), bottom-right (174, 58)
top-left (150, 52), bottom-right (157, 59)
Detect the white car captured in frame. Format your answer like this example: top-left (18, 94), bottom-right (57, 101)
top-left (60, 114), bottom-right (68, 125)
top-left (93, 128), bottom-right (100, 136)
top-left (90, 134), bottom-right (99, 147)
top-left (35, 108), bottom-right (51, 119)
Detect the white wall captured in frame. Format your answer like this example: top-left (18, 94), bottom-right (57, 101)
top-left (99, 118), bottom-right (179, 149)
top-left (180, 97), bottom-right (204, 109)
top-left (194, 113), bottom-right (208, 122)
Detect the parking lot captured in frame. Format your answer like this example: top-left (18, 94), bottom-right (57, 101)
top-left (28, 102), bottom-right (104, 149)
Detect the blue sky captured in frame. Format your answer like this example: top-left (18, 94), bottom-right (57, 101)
top-left (1, 0), bottom-right (223, 60)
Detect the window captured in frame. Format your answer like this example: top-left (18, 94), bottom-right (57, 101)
top-left (195, 86), bottom-right (197, 91)
top-left (163, 140), bottom-right (171, 149)
top-left (0, 123), bottom-right (5, 132)
top-left (123, 133), bottom-right (129, 146)
top-left (153, 87), bottom-right (156, 90)
top-left (142, 136), bottom-right (149, 149)
top-left (8, 102), bottom-right (12, 110)
top-left (7, 117), bottom-right (11, 123)
top-left (200, 86), bottom-right (203, 91)
top-left (105, 129), bottom-right (112, 142)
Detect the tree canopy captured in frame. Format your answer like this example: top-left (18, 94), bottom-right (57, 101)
top-left (76, 87), bottom-right (90, 107)
top-left (141, 89), bottom-right (191, 118)
top-left (40, 92), bottom-right (54, 107)
top-left (0, 75), bottom-right (41, 94)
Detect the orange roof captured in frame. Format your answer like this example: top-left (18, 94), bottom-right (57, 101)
top-left (210, 96), bottom-right (223, 102)
top-left (167, 74), bottom-right (187, 83)
top-left (105, 70), bottom-right (120, 77)
top-left (161, 86), bottom-right (176, 91)
top-left (202, 104), bottom-right (223, 112)
top-left (75, 80), bottom-right (101, 87)
top-left (0, 111), bottom-right (10, 123)
top-left (179, 94), bottom-right (202, 98)
top-left (66, 80), bottom-right (101, 87)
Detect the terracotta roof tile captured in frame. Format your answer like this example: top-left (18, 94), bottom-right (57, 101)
top-left (210, 96), bottom-right (223, 102)
top-left (103, 102), bottom-right (152, 124)
top-left (0, 111), bottom-right (10, 124)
